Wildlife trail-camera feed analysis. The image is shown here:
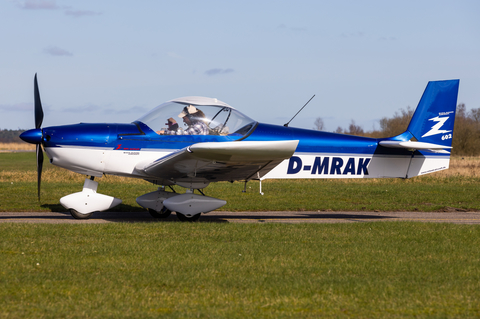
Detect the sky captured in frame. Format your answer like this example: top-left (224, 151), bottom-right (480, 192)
top-left (1, 0), bottom-right (479, 132)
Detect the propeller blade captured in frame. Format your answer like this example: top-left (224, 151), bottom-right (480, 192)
top-left (36, 144), bottom-right (44, 201)
top-left (34, 74), bottom-right (44, 130)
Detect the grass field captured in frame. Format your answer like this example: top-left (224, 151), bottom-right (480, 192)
top-left (1, 222), bottom-right (479, 318)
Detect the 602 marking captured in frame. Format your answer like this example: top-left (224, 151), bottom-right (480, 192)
top-left (441, 134), bottom-right (453, 140)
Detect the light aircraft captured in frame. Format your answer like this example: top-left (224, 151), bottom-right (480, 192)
top-left (20, 76), bottom-right (459, 221)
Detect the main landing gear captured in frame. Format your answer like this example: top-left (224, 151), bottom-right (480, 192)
top-left (60, 179), bottom-right (226, 222)
top-left (137, 187), bottom-right (226, 222)
top-left (176, 212), bottom-right (201, 222)
top-left (148, 207), bottom-right (172, 218)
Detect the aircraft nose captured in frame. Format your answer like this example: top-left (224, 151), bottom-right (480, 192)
top-left (20, 128), bottom-right (43, 144)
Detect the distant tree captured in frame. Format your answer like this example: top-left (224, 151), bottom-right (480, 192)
top-left (378, 107), bottom-right (414, 138)
top-left (346, 120), bottom-right (364, 136)
top-left (451, 104), bottom-right (480, 156)
top-left (470, 108), bottom-right (480, 123)
top-left (334, 126), bottom-right (343, 134)
top-left (0, 129), bottom-right (25, 143)
top-left (313, 117), bottom-right (324, 131)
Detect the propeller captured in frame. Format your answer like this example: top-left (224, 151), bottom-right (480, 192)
top-left (20, 74), bottom-right (45, 200)
top-left (36, 144), bottom-right (44, 200)
top-left (34, 74), bottom-right (44, 201)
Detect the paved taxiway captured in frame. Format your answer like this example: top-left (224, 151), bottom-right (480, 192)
top-left (1, 211), bottom-right (480, 224)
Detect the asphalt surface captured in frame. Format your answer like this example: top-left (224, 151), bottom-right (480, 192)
top-left (1, 210), bottom-right (480, 224)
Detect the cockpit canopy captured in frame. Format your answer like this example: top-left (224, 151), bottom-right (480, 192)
top-left (137, 96), bottom-right (257, 138)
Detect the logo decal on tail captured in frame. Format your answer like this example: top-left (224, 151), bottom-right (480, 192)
top-left (422, 116), bottom-right (452, 138)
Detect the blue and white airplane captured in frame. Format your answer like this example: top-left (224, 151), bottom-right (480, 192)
top-left (20, 76), bottom-right (459, 221)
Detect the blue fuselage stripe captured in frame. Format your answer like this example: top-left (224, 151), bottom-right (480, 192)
top-left (41, 122), bottom-right (445, 158)
top-left (245, 123), bottom-right (378, 155)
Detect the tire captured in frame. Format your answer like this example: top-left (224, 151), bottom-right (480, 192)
top-left (148, 207), bottom-right (172, 218)
top-left (176, 212), bottom-right (201, 222)
top-left (69, 209), bottom-right (94, 220)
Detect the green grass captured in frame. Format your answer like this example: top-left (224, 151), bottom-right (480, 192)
top-left (1, 222), bottom-right (479, 318)
top-left (0, 152), bottom-right (37, 171)
top-left (1, 152), bottom-right (480, 212)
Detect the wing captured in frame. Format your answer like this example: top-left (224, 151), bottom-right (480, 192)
top-left (136, 140), bottom-right (299, 187)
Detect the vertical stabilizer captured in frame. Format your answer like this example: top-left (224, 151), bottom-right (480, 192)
top-left (407, 80), bottom-right (459, 147)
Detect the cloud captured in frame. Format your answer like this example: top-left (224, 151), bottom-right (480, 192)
top-left (277, 24), bottom-right (307, 32)
top-left (205, 68), bottom-right (235, 76)
top-left (16, 1), bottom-right (101, 17)
top-left (44, 46), bottom-right (73, 57)
top-left (104, 106), bottom-right (149, 115)
top-left (378, 36), bottom-right (397, 42)
top-left (290, 27), bottom-right (307, 32)
top-left (64, 10), bottom-right (102, 17)
top-left (167, 52), bottom-right (183, 59)
top-left (62, 104), bottom-right (99, 113)
top-left (0, 103), bottom-right (32, 112)
top-left (19, 0), bottom-right (59, 10)
top-left (60, 105), bottom-right (148, 115)
top-left (340, 32), bottom-right (365, 38)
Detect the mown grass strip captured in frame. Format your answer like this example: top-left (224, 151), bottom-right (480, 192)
top-left (0, 222), bottom-right (479, 318)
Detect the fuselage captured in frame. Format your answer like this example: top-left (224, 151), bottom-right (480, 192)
top-left (40, 120), bottom-right (448, 181)
top-left (25, 92), bottom-right (452, 183)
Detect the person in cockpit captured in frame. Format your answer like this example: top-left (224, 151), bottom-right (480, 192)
top-left (156, 117), bottom-right (179, 135)
top-left (165, 117), bottom-right (179, 132)
top-left (158, 105), bottom-right (209, 135)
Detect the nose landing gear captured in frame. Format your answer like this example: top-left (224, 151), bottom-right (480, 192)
top-left (60, 178), bottom-right (122, 219)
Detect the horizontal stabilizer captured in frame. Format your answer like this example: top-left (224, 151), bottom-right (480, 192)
top-left (379, 140), bottom-right (451, 153)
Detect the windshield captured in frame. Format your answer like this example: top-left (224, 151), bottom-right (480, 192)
top-left (137, 100), bottom-right (256, 138)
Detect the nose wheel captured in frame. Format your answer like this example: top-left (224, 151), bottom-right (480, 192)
top-left (69, 209), bottom-right (94, 220)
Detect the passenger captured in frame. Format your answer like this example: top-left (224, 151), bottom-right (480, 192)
top-left (158, 105), bottom-right (209, 135)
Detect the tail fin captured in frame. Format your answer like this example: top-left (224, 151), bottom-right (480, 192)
top-left (407, 80), bottom-right (459, 147)
top-left (378, 80), bottom-right (460, 178)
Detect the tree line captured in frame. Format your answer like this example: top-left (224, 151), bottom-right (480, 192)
top-left (0, 129), bottom-right (25, 143)
top-left (314, 104), bottom-right (480, 156)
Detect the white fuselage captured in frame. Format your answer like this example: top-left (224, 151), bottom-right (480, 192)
top-left (46, 146), bottom-right (450, 182)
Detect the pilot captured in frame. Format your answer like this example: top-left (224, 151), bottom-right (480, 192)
top-left (165, 117), bottom-right (179, 132)
top-left (156, 117), bottom-right (179, 135)
top-left (159, 105), bottom-right (209, 135)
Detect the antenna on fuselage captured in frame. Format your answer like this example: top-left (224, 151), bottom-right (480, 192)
top-left (283, 94), bottom-right (315, 127)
